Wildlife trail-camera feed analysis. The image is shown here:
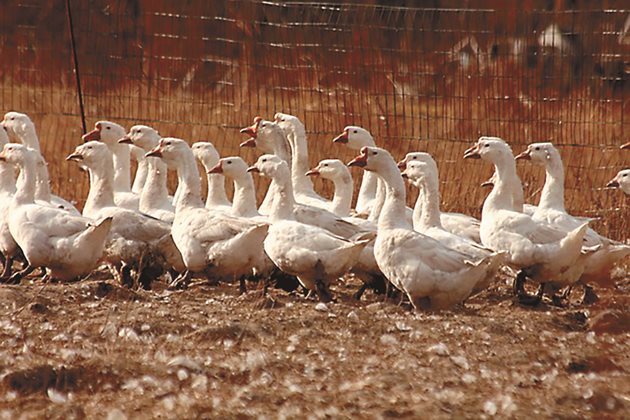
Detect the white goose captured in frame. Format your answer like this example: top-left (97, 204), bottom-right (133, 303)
top-left (146, 138), bottom-right (269, 291)
top-left (119, 125), bottom-right (175, 222)
top-left (401, 156), bottom-right (505, 295)
top-left (397, 152), bottom-right (481, 243)
top-left (607, 169), bottom-right (630, 195)
top-left (1, 112), bottom-right (79, 214)
top-left (130, 144), bottom-right (149, 195)
top-left (463, 137), bottom-right (590, 303)
top-left (274, 112), bottom-right (330, 210)
top-left (191, 142), bottom-right (231, 213)
top-left (480, 171), bottom-right (538, 216)
top-left (83, 121), bottom-right (140, 210)
top-left (67, 141), bottom-right (183, 288)
top-left (239, 116), bottom-right (292, 215)
top-left (208, 156), bottom-right (264, 219)
top-left (0, 126), bottom-right (22, 279)
top-left (249, 154), bottom-right (371, 302)
top-left (305, 159), bottom-right (353, 217)
top-left (0, 144), bottom-right (112, 283)
top-left (516, 142), bottom-right (630, 288)
top-left (348, 146), bottom-right (503, 310)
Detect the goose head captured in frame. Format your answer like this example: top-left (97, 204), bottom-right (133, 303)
top-left (145, 137), bottom-right (189, 166)
top-left (240, 118), bottom-right (285, 155)
top-left (119, 125), bottom-right (160, 150)
top-left (247, 154), bottom-right (288, 178)
top-left (347, 146), bottom-right (395, 173)
top-left (515, 142), bottom-right (559, 166)
top-left (400, 160), bottom-right (427, 187)
top-left (0, 143), bottom-right (38, 167)
top-left (306, 159), bottom-right (352, 182)
top-left (0, 122), bottom-right (9, 147)
top-left (1, 112), bottom-right (35, 142)
top-left (208, 156), bottom-right (249, 179)
top-left (463, 136), bottom-right (513, 164)
top-left (83, 121), bottom-right (127, 145)
top-left (332, 126), bottom-right (375, 150)
top-left (397, 151), bottom-right (436, 170)
top-left (66, 141), bottom-right (112, 169)
top-left (607, 169), bottom-right (630, 195)
top-left (192, 142), bottom-right (221, 169)
top-left (274, 112), bottom-right (303, 134)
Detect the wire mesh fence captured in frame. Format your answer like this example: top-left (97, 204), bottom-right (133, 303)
top-left (1, 0), bottom-right (629, 238)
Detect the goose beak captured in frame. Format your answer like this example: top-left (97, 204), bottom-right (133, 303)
top-left (606, 179), bottom-right (620, 188)
top-left (247, 165), bottom-right (259, 173)
top-left (207, 161), bottom-right (223, 174)
top-left (145, 146), bottom-right (162, 158)
top-left (401, 172), bottom-right (409, 179)
top-left (347, 153), bottom-right (368, 168)
top-left (66, 152), bottom-right (83, 161)
top-left (82, 128), bottom-right (100, 143)
top-left (333, 130), bottom-right (349, 144)
top-left (239, 116), bottom-right (261, 139)
top-left (463, 144), bottom-right (481, 159)
top-left (239, 138), bottom-right (257, 148)
top-left (480, 178), bottom-right (494, 188)
top-left (515, 149), bottom-right (531, 160)
top-left (305, 168), bottom-right (320, 176)
top-left (118, 135), bottom-right (133, 145)
top-left (621, 142), bottom-right (630, 150)
top-left (397, 159), bottom-right (407, 170)
top-left (0, 151), bottom-right (6, 162)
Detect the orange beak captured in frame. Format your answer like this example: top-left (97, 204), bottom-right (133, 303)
top-left (66, 151), bottom-right (83, 161)
top-left (82, 128), bottom-right (100, 143)
top-left (348, 148), bottom-right (368, 168)
top-left (397, 159), bottom-right (407, 170)
top-left (305, 167), bottom-right (320, 176)
top-left (514, 149), bottom-right (531, 160)
top-left (239, 138), bottom-right (257, 148)
top-left (606, 178), bottom-right (620, 188)
top-left (621, 142), bottom-right (630, 150)
top-left (145, 146), bottom-right (162, 158)
top-left (239, 116), bottom-right (262, 139)
top-left (207, 161), bottom-right (223, 174)
top-left (463, 144), bottom-right (481, 159)
top-left (247, 165), bottom-right (259, 173)
top-left (333, 130), bottom-right (349, 144)
top-left (118, 135), bottom-right (133, 145)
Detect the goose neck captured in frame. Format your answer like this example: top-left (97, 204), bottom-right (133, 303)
top-left (231, 174), bottom-right (259, 218)
top-left (287, 126), bottom-right (314, 195)
top-left (34, 158), bottom-right (52, 202)
top-left (330, 173), bottom-right (353, 217)
top-left (110, 143), bottom-right (132, 192)
top-left (268, 168), bottom-right (297, 222)
top-left (416, 176), bottom-right (443, 231)
top-left (17, 127), bottom-right (41, 152)
top-left (538, 157), bottom-right (566, 211)
top-left (139, 158), bottom-right (170, 210)
top-left (494, 154), bottom-right (524, 212)
top-left (84, 159), bottom-right (116, 217)
top-left (174, 151), bottom-right (204, 211)
top-left (206, 172), bottom-right (230, 208)
top-left (132, 159), bottom-right (149, 194)
top-left (12, 156), bottom-right (38, 205)
top-left (0, 163), bottom-right (16, 194)
top-left (356, 171), bottom-right (378, 213)
top-left (368, 177), bottom-right (385, 222)
top-left (377, 164), bottom-right (413, 230)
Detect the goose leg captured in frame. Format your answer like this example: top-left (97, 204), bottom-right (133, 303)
top-left (582, 284), bottom-right (598, 305)
top-left (6, 264), bottom-right (35, 285)
top-left (169, 270), bottom-right (191, 290)
top-left (239, 276), bottom-right (247, 295)
top-left (314, 278), bottom-right (333, 303)
top-left (514, 270), bottom-right (543, 306)
top-left (120, 264), bottom-right (134, 288)
top-left (551, 286), bottom-right (572, 307)
top-left (352, 282), bottom-right (368, 301)
top-left (1, 256), bottom-right (14, 280)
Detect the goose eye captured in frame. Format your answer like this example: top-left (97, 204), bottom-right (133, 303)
top-left (261, 124), bottom-right (266, 128)
top-left (353, 130), bottom-right (358, 134)
top-left (623, 174), bottom-right (627, 177)
top-left (106, 126), bottom-right (111, 130)
top-left (87, 146), bottom-right (92, 149)
top-left (484, 144), bottom-right (489, 148)
top-left (280, 119), bottom-right (285, 122)
top-left (372, 151), bottom-right (378, 156)
top-left (323, 164), bottom-right (328, 167)
top-left (535, 147), bottom-right (540, 151)
top-left (137, 129), bottom-right (141, 134)
top-left (10, 117), bottom-right (15, 121)
top-left (226, 161), bottom-right (232, 165)
top-left (261, 159), bottom-right (267, 163)
top-left (165, 142), bottom-right (171, 146)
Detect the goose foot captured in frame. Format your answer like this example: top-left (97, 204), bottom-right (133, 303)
top-left (582, 284), bottom-right (598, 305)
top-left (352, 283), bottom-right (368, 301)
top-left (513, 271), bottom-right (543, 306)
top-left (6, 265), bottom-right (35, 285)
top-left (551, 288), bottom-right (571, 307)
top-left (314, 279), bottom-right (333, 303)
top-left (169, 270), bottom-right (191, 290)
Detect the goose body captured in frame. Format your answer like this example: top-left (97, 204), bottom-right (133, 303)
top-left (464, 137), bottom-right (589, 289)
top-left (146, 138), bottom-right (269, 287)
top-left (67, 141), bottom-right (183, 287)
top-left (517, 142), bottom-right (630, 284)
top-left (130, 144), bottom-right (149, 195)
top-left (1, 144), bottom-right (111, 281)
top-left (83, 121), bottom-right (140, 210)
top-left (250, 155), bottom-right (370, 301)
top-left (348, 146), bottom-right (504, 310)
top-left (402, 156), bottom-right (505, 294)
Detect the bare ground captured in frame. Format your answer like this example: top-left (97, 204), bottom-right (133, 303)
top-left (1, 271), bottom-right (630, 419)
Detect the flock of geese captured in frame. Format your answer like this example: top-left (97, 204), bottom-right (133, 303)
top-left (0, 111), bottom-right (629, 310)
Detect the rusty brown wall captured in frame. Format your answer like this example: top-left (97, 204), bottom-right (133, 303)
top-left (1, 0), bottom-right (629, 238)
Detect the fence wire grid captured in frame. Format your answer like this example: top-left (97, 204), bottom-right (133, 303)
top-left (1, 0), bottom-right (629, 238)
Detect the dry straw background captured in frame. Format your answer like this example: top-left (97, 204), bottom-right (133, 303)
top-left (1, 0), bottom-right (629, 238)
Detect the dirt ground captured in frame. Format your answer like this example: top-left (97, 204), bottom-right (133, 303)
top-left (1, 269), bottom-right (629, 419)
